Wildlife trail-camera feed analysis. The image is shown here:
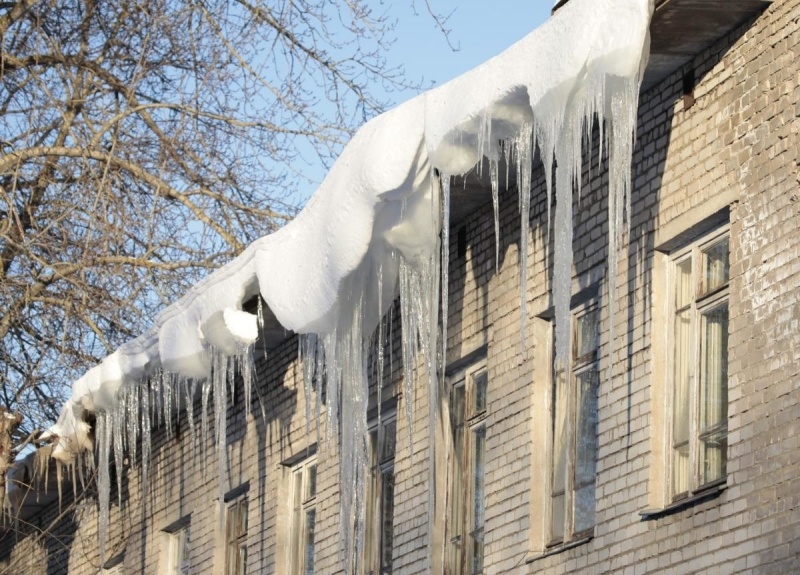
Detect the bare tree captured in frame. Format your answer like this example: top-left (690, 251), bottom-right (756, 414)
top-left (0, 0), bottom-right (449, 445)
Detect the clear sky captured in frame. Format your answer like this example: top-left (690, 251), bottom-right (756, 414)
top-left (388, 2), bottom-right (553, 93)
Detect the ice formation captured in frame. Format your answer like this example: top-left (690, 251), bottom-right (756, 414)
top-left (14, 0), bottom-right (653, 568)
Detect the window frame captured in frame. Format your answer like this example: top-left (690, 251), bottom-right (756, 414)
top-left (289, 454), bottom-right (318, 575)
top-left (547, 303), bottom-right (600, 547)
top-left (666, 226), bottom-right (730, 501)
top-left (166, 525), bottom-right (190, 575)
top-left (446, 360), bottom-right (489, 575)
top-left (224, 494), bottom-right (249, 575)
top-left (364, 409), bottom-right (397, 575)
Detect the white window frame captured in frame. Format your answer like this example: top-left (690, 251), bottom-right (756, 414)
top-left (364, 410), bottom-right (397, 575)
top-left (446, 360), bottom-right (488, 575)
top-left (289, 455), bottom-right (318, 575)
top-left (547, 303), bottom-right (599, 546)
top-left (166, 525), bottom-right (190, 575)
top-left (666, 226), bottom-right (730, 500)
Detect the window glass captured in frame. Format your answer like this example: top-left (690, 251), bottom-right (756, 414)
top-left (550, 368), bottom-right (567, 541)
top-left (703, 239), bottom-right (729, 294)
top-left (225, 497), bottom-right (248, 575)
top-left (167, 526), bottom-right (190, 575)
top-left (290, 457), bottom-right (317, 574)
top-left (365, 413), bottom-right (397, 575)
top-left (550, 305), bottom-right (598, 543)
top-left (448, 364), bottom-right (488, 574)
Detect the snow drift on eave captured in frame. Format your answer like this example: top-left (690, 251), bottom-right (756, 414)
top-left (46, 0), bottom-right (652, 461)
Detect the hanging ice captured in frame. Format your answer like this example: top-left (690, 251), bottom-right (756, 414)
top-left (28, 0), bottom-right (652, 568)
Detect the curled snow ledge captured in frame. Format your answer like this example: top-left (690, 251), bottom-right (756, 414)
top-left (49, 0), bottom-right (652, 462)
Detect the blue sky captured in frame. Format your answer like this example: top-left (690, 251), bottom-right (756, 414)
top-left (388, 2), bottom-right (552, 93)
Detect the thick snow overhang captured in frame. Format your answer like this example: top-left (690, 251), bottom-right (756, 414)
top-left (33, 0), bottom-right (658, 466)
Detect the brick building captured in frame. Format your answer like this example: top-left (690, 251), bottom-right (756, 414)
top-left (2, 0), bottom-right (799, 573)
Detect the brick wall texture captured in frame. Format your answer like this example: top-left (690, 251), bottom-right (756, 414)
top-left (1, 0), bottom-right (798, 573)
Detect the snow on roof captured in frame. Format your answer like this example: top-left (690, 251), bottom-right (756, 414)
top-left (46, 0), bottom-right (652, 461)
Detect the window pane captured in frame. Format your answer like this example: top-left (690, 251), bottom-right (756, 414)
top-left (551, 493), bottom-right (565, 541)
top-left (381, 420), bottom-right (397, 463)
top-left (381, 471), bottom-right (395, 573)
top-left (473, 371), bottom-right (488, 414)
top-left (552, 370), bottom-right (567, 495)
top-left (551, 368), bottom-right (567, 541)
top-left (672, 306), bottom-right (692, 496)
top-left (700, 305), bottom-right (728, 432)
top-left (471, 529), bottom-right (484, 575)
top-left (449, 384), bottom-right (465, 573)
top-left (701, 429), bottom-right (728, 485)
top-left (573, 484), bottom-right (595, 534)
top-left (473, 427), bottom-right (486, 532)
top-left (471, 427), bottom-right (486, 574)
top-left (304, 509), bottom-right (316, 575)
top-left (675, 257), bottom-right (693, 309)
top-left (238, 546), bottom-right (247, 575)
top-left (181, 527), bottom-right (190, 575)
top-left (306, 464), bottom-right (317, 500)
top-left (700, 304), bottom-right (728, 485)
top-left (293, 471), bottom-right (303, 509)
top-left (672, 443), bottom-right (690, 496)
top-left (575, 310), bottom-right (599, 359)
top-left (703, 239), bottom-right (729, 293)
top-left (574, 370), bottom-right (598, 488)
top-left (574, 370), bottom-right (597, 533)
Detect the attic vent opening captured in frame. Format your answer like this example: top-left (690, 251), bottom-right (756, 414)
top-left (682, 70), bottom-right (696, 110)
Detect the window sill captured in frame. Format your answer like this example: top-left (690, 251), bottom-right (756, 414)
top-left (639, 480), bottom-right (727, 520)
top-left (526, 536), bottom-right (593, 564)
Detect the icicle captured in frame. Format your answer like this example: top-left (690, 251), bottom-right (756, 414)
top-left (201, 377), bottom-right (211, 478)
top-left (605, 74), bottom-right (643, 384)
top-left (553, 113), bottom-right (578, 368)
top-left (213, 350), bottom-right (228, 505)
top-left (301, 335), bottom-right (315, 437)
top-left (126, 384), bottom-right (140, 466)
top-left (163, 371), bottom-right (173, 440)
top-left (241, 346), bottom-right (253, 417)
top-left (398, 259), bottom-right (416, 455)
top-left (440, 173), bottom-right (451, 380)
top-left (377, 264), bottom-right (385, 432)
top-left (490, 159), bottom-right (501, 273)
top-left (516, 124), bottom-right (534, 353)
top-left (56, 460), bottom-right (63, 513)
top-left (113, 396), bottom-right (125, 508)
top-left (141, 379), bottom-right (152, 503)
top-left (97, 411), bottom-right (111, 565)
top-left (184, 378), bottom-right (196, 457)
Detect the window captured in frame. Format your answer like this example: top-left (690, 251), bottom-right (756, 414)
top-left (549, 306), bottom-right (599, 544)
top-left (290, 456), bottom-right (318, 575)
top-left (225, 495), bottom-right (248, 575)
top-left (167, 526), bottom-right (190, 575)
top-left (448, 363), bottom-right (488, 575)
top-left (364, 412), bottom-right (397, 574)
top-left (669, 228), bottom-right (729, 499)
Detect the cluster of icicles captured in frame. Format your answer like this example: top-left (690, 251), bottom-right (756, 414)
top-left (16, 0), bottom-right (653, 570)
